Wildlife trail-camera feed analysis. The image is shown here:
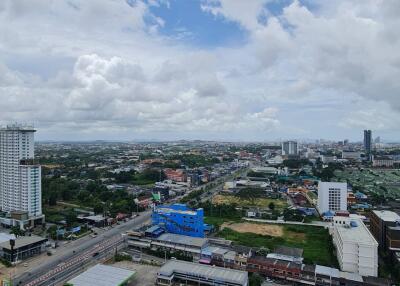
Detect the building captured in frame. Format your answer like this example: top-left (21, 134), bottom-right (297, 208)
top-left (282, 141), bottom-right (298, 156)
top-left (152, 204), bottom-right (205, 237)
top-left (0, 124), bottom-right (43, 228)
top-left (156, 260), bottom-right (248, 286)
top-left (341, 151), bottom-right (361, 161)
top-left (331, 216), bottom-right (378, 277)
top-left (163, 169), bottom-right (187, 182)
top-left (0, 235), bottom-right (47, 263)
top-left (317, 182), bottom-right (348, 214)
top-left (67, 264), bottom-right (136, 286)
top-left (370, 210), bottom-right (400, 259)
top-left (372, 156), bottom-right (394, 168)
top-left (364, 130), bottom-right (372, 160)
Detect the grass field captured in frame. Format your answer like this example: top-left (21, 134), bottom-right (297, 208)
top-left (216, 222), bottom-right (337, 267)
top-left (212, 194), bottom-right (288, 209)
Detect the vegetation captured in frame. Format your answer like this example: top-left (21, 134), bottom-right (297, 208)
top-left (114, 253), bottom-right (132, 262)
top-left (283, 159), bottom-right (311, 169)
top-left (145, 249), bottom-right (193, 262)
top-left (218, 224), bottom-right (337, 266)
top-left (168, 154), bottom-right (220, 168)
top-left (249, 273), bottom-right (263, 286)
top-left (212, 194), bottom-right (287, 210)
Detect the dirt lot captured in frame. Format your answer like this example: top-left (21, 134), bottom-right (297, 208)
top-left (111, 261), bottom-right (160, 286)
top-left (221, 222), bottom-right (284, 237)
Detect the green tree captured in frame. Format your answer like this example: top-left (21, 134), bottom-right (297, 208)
top-left (268, 202), bottom-right (275, 211)
top-left (10, 226), bottom-right (25, 237)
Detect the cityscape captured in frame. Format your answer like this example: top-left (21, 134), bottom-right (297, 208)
top-left (1, 1), bottom-right (400, 286)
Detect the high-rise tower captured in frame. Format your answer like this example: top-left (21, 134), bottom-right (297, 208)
top-left (363, 130), bottom-right (372, 160)
top-left (0, 124), bottom-right (42, 219)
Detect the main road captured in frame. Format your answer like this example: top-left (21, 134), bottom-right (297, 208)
top-left (14, 210), bottom-right (152, 286)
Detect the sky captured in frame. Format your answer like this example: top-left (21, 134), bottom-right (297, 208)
top-left (1, 0), bottom-right (400, 142)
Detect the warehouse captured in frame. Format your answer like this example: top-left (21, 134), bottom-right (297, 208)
top-left (66, 264), bottom-right (135, 286)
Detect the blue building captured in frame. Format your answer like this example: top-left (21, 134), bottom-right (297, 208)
top-left (152, 204), bottom-right (205, 238)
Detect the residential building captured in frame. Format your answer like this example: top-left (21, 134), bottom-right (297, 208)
top-left (282, 141), bottom-right (298, 156)
top-left (0, 124), bottom-right (43, 228)
top-left (156, 260), bottom-right (248, 286)
top-left (370, 210), bottom-right (400, 256)
top-left (372, 156), bottom-right (394, 168)
top-left (317, 182), bottom-right (347, 214)
top-left (152, 203), bottom-right (205, 237)
top-left (364, 130), bottom-right (372, 160)
top-left (331, 216), bottom-right (378, 277)
top-left (163, 169), bottom-right (187, 182)
top-left (341, 151), bottom-right (361, 161)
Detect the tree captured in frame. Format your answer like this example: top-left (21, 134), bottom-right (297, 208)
top-left (268, 202), bottom-right (275, 211)
top-left (249, 273), bottom-right (263, 286)
top-left (10, 226), bottom-right (25, 238)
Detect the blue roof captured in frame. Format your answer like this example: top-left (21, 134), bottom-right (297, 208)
top-left (322, 210), bottom-right (335, 217)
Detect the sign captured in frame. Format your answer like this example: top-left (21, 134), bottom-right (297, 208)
top-left (56, 229), bottom-right (65, 236)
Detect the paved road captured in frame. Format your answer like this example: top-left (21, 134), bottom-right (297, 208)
top-left (198, 168), bottom-right (249, 203)
top-left (14, 210), bottom-right (152, 286)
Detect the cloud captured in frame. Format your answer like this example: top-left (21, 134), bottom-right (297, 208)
top-left (1, 0), bottom-right (400, 140)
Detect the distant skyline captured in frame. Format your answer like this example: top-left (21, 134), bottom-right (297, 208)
top-left (1, 1), bottom-right (400, 141)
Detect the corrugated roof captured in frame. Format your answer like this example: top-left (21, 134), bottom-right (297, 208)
top-left (158, 260), bottom-right (248, 286)
top-left (155, 233), bottom-right (208, 248)
top-left (68, 264), bottom-right (135, 286)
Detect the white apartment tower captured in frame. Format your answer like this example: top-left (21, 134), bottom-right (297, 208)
top-left (0, 124), bottom-right (42, 218)
top-left (281, 141), bottom-right (298, 156)
top-left (317, 182), bottom-right (347, 214)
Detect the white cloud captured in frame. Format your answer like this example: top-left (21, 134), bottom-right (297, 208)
top-left (1, 0), bottom-right (400, 140)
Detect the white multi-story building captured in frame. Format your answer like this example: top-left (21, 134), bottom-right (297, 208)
top-left (331, 216), bottom-right (378, 277)
top-left (317, 182), bottom-right (347, 214)
top-left (0, 124), bottom-right (42, 227)
top-left (281, 141), bottom-right (298, 156)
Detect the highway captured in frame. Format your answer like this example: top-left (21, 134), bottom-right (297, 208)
top-left (14, 210), bottom-right (152, 286)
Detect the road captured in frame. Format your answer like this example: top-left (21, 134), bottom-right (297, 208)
top-left (198, 168), bottom-right (249, 203)
top-left (14, 210), bottom-right (152, 286)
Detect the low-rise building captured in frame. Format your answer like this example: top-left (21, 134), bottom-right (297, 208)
top-left (372, 156), bottom-right (394, 168)
top-left (156, 259), bottom-right (248, 286)
top-left (67, 264), bottom-right (135, 286)
top-left (0, 235), bottom-right (47, 263)
top-left (331, 216), bottom-right (378, 277)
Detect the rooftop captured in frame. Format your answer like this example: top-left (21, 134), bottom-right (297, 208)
top-left (0, 235), bottom-right (47, 250)
top-left (155, 233), bottom-right (208, 248)
top-left (67, 264), bottom-right (135, 286)
top-left (315, 265), bottom-right (340, 278)
top-left (373, 210), bottom-right (400, 222)
top-left (158, 260), bottom-right (248, 285)
top-left (334, 217), bottom-right (377, 245)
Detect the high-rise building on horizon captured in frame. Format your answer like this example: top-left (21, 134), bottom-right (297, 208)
top-left (281, 140), bottom-right (298, 156)
top-left (0, 124), bottom-right (43, 228)
top-left (363, 130), bottom-right (372, 160)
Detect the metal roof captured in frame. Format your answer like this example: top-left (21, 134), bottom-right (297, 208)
top-left (158, 260), bottom-right (248, 286)
top-left (0, 235), bottom-right (46, 250)
top-left (155, 233), bottom-right (208, 248)
top-left (67, 264), bottom-right (135, 286)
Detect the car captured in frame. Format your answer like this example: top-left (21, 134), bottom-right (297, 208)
top-left (92, 252), bottom-right (99, 257)
top-left (23, 263), bottom-right (28, 267)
